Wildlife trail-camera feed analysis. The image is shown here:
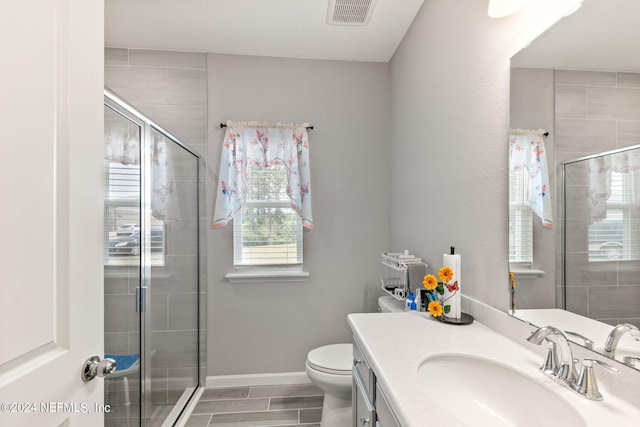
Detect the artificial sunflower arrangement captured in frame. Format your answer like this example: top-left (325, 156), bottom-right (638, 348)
top-left (423, 266), bottom-right (457, 319)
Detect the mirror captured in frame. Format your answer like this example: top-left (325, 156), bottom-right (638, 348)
top-left (509, 0), bottom-right (640, 369)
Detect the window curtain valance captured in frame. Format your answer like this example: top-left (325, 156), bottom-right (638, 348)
top-left (509, 129), bottom-right (552, 228)
top-left (104, 125), bottom-right (173, 219)
top-left (587, 148), bottom-right (640, 223)
top-left (213, 120), bottom-right (313, 229)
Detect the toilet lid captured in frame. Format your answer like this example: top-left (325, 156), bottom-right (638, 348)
top-left (307, 343), bottom-right (352, 375)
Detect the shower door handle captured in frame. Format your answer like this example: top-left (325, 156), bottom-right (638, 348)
top-left (81, 356), bottom-right (117, 382)
top-left (136, 286), bottom-right (148, 312)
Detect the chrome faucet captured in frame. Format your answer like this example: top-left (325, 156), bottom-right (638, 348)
top-left (527, 326), bottom-right (576, 384)
top-left (623, 356), bottom-right (640, 368)
top-left (564, 331), bottom-right (594, 350)
top-left (603, 323), bottom-right (640, 358)
top-left (571, 358), bottom-right (619, 401)
top-left (528, 326), bottom-right (620, 400)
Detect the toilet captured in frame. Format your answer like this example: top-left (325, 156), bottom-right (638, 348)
top-left (305, 343), bottom-right (353, 427)
top-left (306, 298), bottom-right (402, 426)
top-left (377, 295), bottom-right (406, 313)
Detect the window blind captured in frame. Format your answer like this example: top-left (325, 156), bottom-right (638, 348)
top-left (104, 162), bottom-right (165, 264)
top-left (233, 165), bottom-right (303, 267)
top-left (588, 171), bottom-right (640, 261)
top-left (106, 163), bottom-right (139, 200)
top-left (509, 168), bottom-right (533, 265)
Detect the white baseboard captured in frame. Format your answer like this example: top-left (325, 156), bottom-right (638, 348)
top-left (206, 371), bottom-right (311, 388)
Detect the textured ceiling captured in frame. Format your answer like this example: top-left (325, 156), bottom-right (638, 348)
top-left (105, 0), bottom-right (425, 62)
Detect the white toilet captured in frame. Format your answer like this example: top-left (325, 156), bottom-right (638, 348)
top-left (306, 299), bottom-right (402, 426)
top-left (305, 343), bottom-right (353, 427)
top-left (377, 295), bottom-right (406, 313)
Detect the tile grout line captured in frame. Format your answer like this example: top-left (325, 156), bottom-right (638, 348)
top-left (187, 384), bottom-right (324, 426)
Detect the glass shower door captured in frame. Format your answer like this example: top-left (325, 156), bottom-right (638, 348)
top-left (144, 127), bottom-right (200, 426)
top-left (104, 103), bottom-right (143, 427)
top-left (104, 90), bottom-right (203, 427)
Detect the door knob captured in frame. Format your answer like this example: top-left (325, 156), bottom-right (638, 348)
top-left (81, 356), bottom-right (117, 382)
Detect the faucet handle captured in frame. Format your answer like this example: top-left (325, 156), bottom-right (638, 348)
top-left (565, 331), bottom-right (594, 350)
top-left (571, 358), bottom-right (620, 401)
top-left (623, 356), bottom-right (640, 368)
top-left (539, 339), bottom-right (559, 377)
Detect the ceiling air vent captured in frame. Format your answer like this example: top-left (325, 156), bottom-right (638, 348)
top-left (327, 0), bottom-right (378, 26)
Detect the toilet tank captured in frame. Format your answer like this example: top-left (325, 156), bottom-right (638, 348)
top-left (378, 296), bottom-right (405, 313)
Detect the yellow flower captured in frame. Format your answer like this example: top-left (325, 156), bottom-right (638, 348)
top-left (509, 271), bottom-right (517, 289)
top-left (438, 266), bottom-right (454, 283)
top-left (428, 301), bottom-right (443, 317)
top-left (423, 274), bottom-right (438, 290)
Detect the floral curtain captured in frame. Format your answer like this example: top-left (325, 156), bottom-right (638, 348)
top-left (588, 148), bottom-right (640, 223)
top-left (150, 132), bottom-right (173, 220)
top-left (213, 121), bottom-right (313, 229)
top-left (104, 124), bottom-right (172, 219)
top-left (104, 121), bottom-right (140, 166)
top-left (509, 129), bottom-right (552, 228)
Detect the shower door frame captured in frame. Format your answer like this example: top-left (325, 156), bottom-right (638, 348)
top-left (104, 88), bottom-right (205, 426)
top-left (560, 142), bottom-right (640, 312)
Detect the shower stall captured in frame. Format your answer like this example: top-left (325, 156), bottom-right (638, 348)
top-left (561, 145), bottom-right (640, 324)
top-left (103, 89), bottom-right (206, 426)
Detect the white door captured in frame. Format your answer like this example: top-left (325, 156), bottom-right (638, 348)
top-left (0, 1), bottom-right (105, 426)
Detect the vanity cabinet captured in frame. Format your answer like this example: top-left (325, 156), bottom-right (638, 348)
top-left (353, 337), bottom-right (375, 426)
top-left (375, 383), bottom-right (401, 427)
top-left (353, 337), bottom-right (401, 427)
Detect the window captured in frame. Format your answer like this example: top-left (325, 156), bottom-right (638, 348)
top-left (509, 168), bottom-right (533, 265)
top-left (508, 129), bottom-right (551, 269)
top-left (104, 162), bottom-right (165, 266)
top-left (213, 121), bottom-right (313, 281)
top-left (588, 171), bottom-right (640, 261)
top-left (233, 165), bottom-right (303, 269)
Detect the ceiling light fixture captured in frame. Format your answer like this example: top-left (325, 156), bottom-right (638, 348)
top-left (488, 0), bottom-right (529, 18)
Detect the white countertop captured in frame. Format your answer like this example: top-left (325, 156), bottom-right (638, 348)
top-left (348, 311), bottom-right (640, 427)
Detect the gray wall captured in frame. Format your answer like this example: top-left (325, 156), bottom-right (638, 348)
top-left (555, 69), bottom-right (640, 327)
top-left (387, 0), bottom-right (569, 311)
top-left (509, 68), bottom-right (556, 309)
top-left (555, 69), bottom-right (640, 163)
top-left (206, 53), bottom-right (390, 375)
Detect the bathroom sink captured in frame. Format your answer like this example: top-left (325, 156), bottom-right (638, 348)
top-left (417, 354), bottom-right (586, 427)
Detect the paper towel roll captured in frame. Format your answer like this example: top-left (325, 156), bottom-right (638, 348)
top-left (443, 252), bottom-right (461, 319)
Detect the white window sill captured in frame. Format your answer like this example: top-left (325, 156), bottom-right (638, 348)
top-left (225, 271), bottom-right (310, 284)
top-left (510, 268), bottom-right (545, 279)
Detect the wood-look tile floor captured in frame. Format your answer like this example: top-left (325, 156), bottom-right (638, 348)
top-left (184, 384), bottom-right (324, 427)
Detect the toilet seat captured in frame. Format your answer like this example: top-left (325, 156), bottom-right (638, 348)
top-left (306, 343), bottom-right (352, 376)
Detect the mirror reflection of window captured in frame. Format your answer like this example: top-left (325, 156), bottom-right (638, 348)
top-left (588, 169), bottom-right (640, 262)
top-left (509, 168), bottom-right (533, 266)
top-left (103, 108), bottom-right (169, 267)
top-left (104, 161), bottom-right (166, 266)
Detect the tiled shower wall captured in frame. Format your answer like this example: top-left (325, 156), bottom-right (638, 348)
top-left (555, 69), bottom-right (640, 327)
top-left (105, 48), bottom-right (207, 154)
top-left (104, 48), bottom-right (208, 422)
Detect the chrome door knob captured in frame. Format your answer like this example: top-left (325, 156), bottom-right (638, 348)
top-left (81, 356), bottom-right (117, 382)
